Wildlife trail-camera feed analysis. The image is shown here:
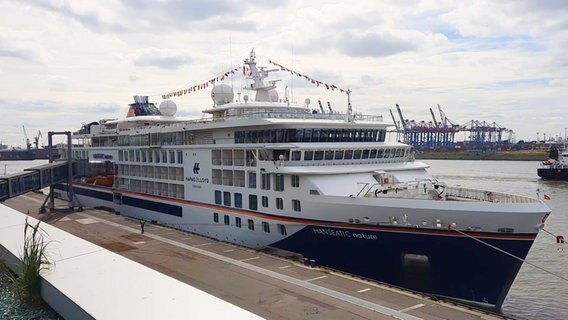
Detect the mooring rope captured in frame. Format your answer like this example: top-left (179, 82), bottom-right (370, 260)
top-left (450, 227), bottom-right (568, 282)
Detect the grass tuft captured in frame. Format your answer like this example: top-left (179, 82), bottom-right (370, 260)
top-left (7, 218), bottom-right (52, 305)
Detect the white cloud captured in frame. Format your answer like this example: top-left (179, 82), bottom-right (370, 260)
top-left (0, 0), bottom-right (567, 146)
top-left (132, 48), bottom-right (194, 70)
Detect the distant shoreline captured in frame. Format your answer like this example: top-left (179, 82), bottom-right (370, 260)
top-left (415, 151), bottom-right (548, 161)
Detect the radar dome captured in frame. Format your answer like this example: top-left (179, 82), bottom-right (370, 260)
top-left (211, 84), bottom-right (234, 106)
top-left (159, 100), bottom-right (177, 117)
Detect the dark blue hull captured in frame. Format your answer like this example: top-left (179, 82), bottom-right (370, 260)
top-left (56, 183), bottom-right (535, 310)
top-left (272, 225), bottom-right (534, 310)
top-left (538, 168), bottom-right (568, 180)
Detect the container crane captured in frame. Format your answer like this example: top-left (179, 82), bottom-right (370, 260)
top-left (22, 125), bottom-right (31, 150)
top-left (34, 130), bottom-right (43, 149)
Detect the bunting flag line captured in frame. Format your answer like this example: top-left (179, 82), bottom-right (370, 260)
top-left (267, 59), bottom-right (349, 94)
top-left (162, 67), bottom-right (240, 99)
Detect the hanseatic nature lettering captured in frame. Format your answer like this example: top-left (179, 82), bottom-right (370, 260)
top-left (313, 227), bottom-right (378, 240)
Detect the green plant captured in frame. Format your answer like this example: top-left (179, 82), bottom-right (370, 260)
top-left (8, 218), bottom-right (52, 305)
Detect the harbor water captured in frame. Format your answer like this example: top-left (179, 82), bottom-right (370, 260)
top-left (1, 159), bottom-right (567, 319)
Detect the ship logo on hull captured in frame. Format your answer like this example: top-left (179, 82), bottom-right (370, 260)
top-left (193, 162), bottom-right (200, 174)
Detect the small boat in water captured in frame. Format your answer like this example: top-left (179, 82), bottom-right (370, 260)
top-left (538, 148), bottom-right (568, 180)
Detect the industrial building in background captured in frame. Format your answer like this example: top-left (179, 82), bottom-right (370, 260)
top-left (391, 104), bottom-right (515, 151)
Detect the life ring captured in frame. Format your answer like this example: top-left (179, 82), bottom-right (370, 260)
top-left (383, 177), bottom-right (389, 184)
top-left (557, 235), bottom-right (565, 244)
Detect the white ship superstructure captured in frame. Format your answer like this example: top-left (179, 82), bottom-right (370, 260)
top-left (58, 50), bottom-right (551, 310)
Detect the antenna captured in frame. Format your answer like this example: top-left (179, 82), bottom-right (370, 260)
top-left (291, 48), bottom-right (294, 104)
top-left (230, 38), bottom-right (234, 89)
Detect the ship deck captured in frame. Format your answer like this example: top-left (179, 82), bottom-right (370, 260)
top-left (3, 192), bottom-right (506, 320)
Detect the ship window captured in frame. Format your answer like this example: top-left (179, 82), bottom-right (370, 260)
top-left (234, 170), bottom-right (245, 187)
top-left (169, 151), bottom-right (175, 163)
top-left (236, 217), bottom-right (242, 228)
top-left (362, 149), bottom-right (370, 159)
top-left (291, 175), bottom-right (300, 188)
top-left (246, 149), bottom-right (256, 167)
top-left (212, 150), bottom-right (221, 165)
top-left (222, 170), bottom-right (233, 186)
top-left (377, 149), bottom-right (384, 158)
top-left (262, 222), bottom-right (270, 233)
top-left (353, 150), bottom-right (362, 159)
top-left (177, 151), bottom-right (183, 164)
top-left (314, 151), bottom-right (324, 160)
top-left (248, 219), bottom-right (255, 230)
top-left (124, 151), bottom-right (129, 161)
top-left (235, 193), bottom-right (242, 208)
top-left (162, 151), bottom-right (167, 163)
top-left (310, 189), bottom-right (320, 195)
top-left (262, 196), bottom-right (269, 207)
top-left (304, 129), bottom-right (313, 142)
top-left (213, 212), bottom-right (219, 223)
top-left (223, 191), bottom-right (231, 206)
top-left (304, 151), bottom-right (314, 161)
top-left (135, 151), bottom-right (141, 162)
top-left (233, 149), bottom-right (245, 166)
top-left (292, 199), bottom-right (301, 212)
top-left (278, 224), bottom-right (287, 236)
top-left (261, 172), bottom-right (270, 190)
top-left (344, 150), bottom-right (353, 159)
top-left (214, 190), bottom-right (222, 205)
top-left (249, 195), bottom-right (258, 210)
top-left (155, 151), bottom-right (160, 163)
top-left (247, 171), bottom-right (256, 188)
top-left (119, 151), bottom-right (124, 161)
top-left (212, 169), bottom-right (222, 184)
top-left (224, 215), bottom-right (230, 225)
top-left (334, 150), bottom-right (344, 160)
top-left (325, 150), bottom-right (334, 160)
top-left (370, 149), bottom-right (377, 158)
top-left (291, 151), bottom-right (301, 161)
top-left (148, 150), bottom-right (153, 162)
top-left (222, 150), bottom-right (233, 165)
top-left (142, 151), bottom-right (147, 162)
top-left (274, 174), bottom-right (284, 191)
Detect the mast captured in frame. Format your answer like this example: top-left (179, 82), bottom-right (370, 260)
top-left (243, 49), bottom-right (279, 102)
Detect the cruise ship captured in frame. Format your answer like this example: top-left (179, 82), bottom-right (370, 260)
top-left (56, 50), bottom-right (551, 311)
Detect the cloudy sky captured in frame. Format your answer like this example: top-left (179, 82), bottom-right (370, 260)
top-left (1, 0), bottom-right (567, 147)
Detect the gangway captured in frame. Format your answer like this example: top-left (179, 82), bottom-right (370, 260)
top-left (0, 132), bottom-right (87, 212)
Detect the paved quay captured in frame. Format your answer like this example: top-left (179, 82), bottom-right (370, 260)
top-left (3, 192), bottom-right (505, 320)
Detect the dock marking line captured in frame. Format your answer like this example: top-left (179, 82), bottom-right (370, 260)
top-left (27, 204), bottom-right (423, 320)
top-left (194, 242), bottom-right (211, 247)
top-left (133, 241), bottom-right (146, 245)
top-left (305, 275), bottom-right (327, 282)
top-left (399, 304), bottom-right (425, 313)
top-left (278, 265), bottom-right (291, 269)
top-left (223, 249), bottom-right (235, 253)
top-left (240, 256), bottom-right (260, 262)
top-left (357, 288), bottom-right (371, 293)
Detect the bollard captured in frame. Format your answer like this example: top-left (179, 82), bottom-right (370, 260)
top-left (309, 259), bottom-right (316, 268)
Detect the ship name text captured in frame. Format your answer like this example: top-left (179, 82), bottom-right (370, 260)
top-left (313, 227), bottom-right (378, 240)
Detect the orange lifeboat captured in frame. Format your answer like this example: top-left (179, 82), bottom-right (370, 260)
top-left (94, 175), bottom-right (114, 187)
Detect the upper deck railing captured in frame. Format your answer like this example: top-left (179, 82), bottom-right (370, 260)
top-left (360, 181), bottom-right (539, 203)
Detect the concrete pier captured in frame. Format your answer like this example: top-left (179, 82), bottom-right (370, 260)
top-left (1, 193), bottom-right (504, 320)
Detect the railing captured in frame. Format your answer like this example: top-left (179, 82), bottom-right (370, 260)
top-left (359, 181), bottom-right (539, 203)
top-left (443, 186), bottom-right (539, 203)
